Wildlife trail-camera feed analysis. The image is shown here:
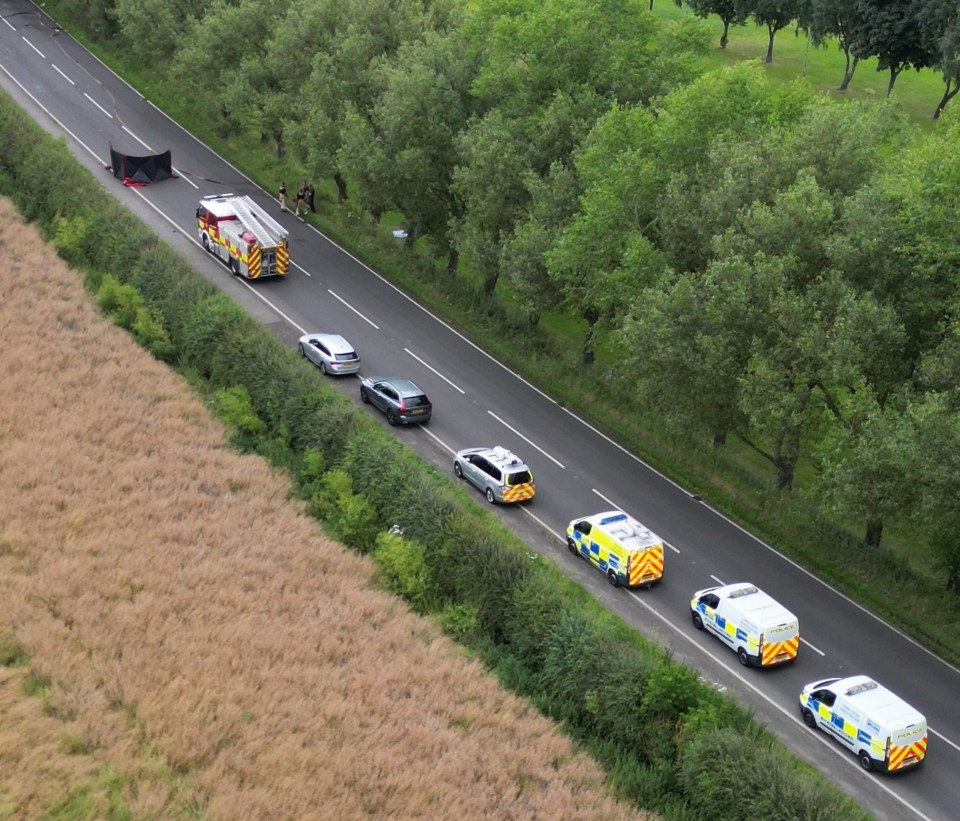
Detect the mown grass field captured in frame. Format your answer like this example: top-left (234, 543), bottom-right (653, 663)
top-left (0, 198), bottom-right (649, 820)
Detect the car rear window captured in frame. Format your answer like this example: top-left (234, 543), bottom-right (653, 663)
top-left (404, 395), bottom-right (430, 408)
top-left (506, 470), bottom-right (532, 485)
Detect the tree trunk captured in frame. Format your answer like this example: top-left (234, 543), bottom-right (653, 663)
top-left (581, 310), bottom-right (599, 366)
top-left (765, 27), bottom-right (775, 63)
top-left (774, 456), bottom-right (794, 491)
top-left (720, 19), bottom-right (730, 49)
top-left (933, 79), bottom-right (959, 119)
top-left (334, 172), bottom-right (348, 203)
top-left (864, 518), bottom-right (883, 548)
top-left (446, 245), bottom-right (459, 276)
top-left (839, 54), bottom-right (859, 90)
top-left (274, 132), bottom-right (284, 160)
top-left (887, 67), bottom-right (901, 97)
top-left (483, 267), bottom-right (499, 296)
top-left (370, 206), bottom-right (382, 226)
top-left (712, 430), bottom-right (727, 448)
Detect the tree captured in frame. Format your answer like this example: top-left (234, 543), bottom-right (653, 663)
top-left (683, 0), bottom-right (748, 48)
top-left (798, 0), bottom-right (866, 89)
top-left (814, 386), bottom-right (916, 548)
top-left (853, 0), bottom-right (933, 96)
top-left (499, 163), bottom-right (580, 326)
top-left (747, 0), bottom-right (803, 63)
top-left (364, 29), bottom-right (477, 265)
top-left (285, 0), bottom-right (453, 202)
top-left (921, 0), bottom-right (960, 118)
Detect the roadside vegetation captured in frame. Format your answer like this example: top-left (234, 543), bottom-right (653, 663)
top-left (0, 96), bottom-right (868, 819)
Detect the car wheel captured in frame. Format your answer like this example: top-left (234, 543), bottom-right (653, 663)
top-left (454, 462), bottom-right (463, 478)
top-left (387, 410), bottom-right (398, 426)
top-left (567, 538), bottom-right (579, 556)
top-left (485, 487), bottom-right (496, 504)
top-left (607, 570), bottom-right (620, 588)
top-left (319, 361), bottom-right (327, 375)
top-left (802, 708), bottom-right (817, 729)
top-left (858, 751), bottom-right (874, 772)
top-left (229, 257), bottom-right (240, 276)
top-left (737, 647), bottom-right (750, 667)
top-left (202, 234), bottom-right (211, 253)
top-left (298, 343), bottom-right (306, 358)
top-left (360, 388), bottom-right (370, 404)
top-left (692, 612), bottom-right (704, 631)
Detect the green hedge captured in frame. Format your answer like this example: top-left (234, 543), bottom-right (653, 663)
top-left (0, 90), bottom-right (869, 821)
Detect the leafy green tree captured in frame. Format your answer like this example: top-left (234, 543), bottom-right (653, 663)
top-left (682, 0), bottom-right (748, 48)
top-left (285, 0), bottom-right (455, 201)
top-left (921, 0), bottom-right (960, 117)
top-left (913, 394), bottom-right (960, 593)
top-left (746, 0), bottom-right (803, 63)
top-left (853, 0), bottom-right (933, 95)
top-left (114, 0), bottom-right (205, 63)
top-left (347, 28), bottom-right (477, 264)
top-left (798, 0), bottom-right (866, 89)
top-left (499, 162), bottom-right (581, 326)
top-left (170, 0), bottom-right (288, 139)
top-left (814, 387), bottom-right (917, 548)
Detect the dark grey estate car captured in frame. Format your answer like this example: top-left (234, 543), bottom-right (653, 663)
top-left (360, 376), bottom-right (432, 425)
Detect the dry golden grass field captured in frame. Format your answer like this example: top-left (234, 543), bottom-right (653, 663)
top-left (0, 198), bottom-right (649, 820)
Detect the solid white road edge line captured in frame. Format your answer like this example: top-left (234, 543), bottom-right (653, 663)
top-left (404, 348), bottom-right (465, 394)
top-left (486, 410), bottom-right (565, 468)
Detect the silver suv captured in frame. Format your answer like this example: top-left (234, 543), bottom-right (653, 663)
top-left (453, 446), bottom-right (535, 504)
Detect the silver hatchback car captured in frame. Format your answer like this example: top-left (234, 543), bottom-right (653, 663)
top-left (298, 333), bottom-right (361, 375)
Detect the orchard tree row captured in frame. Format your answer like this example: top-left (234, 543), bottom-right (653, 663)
top-left (682, 0), bottom-right (960, 116)
top-left (60, 0), bottom-right (960, 590)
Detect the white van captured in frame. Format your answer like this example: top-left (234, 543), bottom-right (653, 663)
top-left (690, 582), bottom-right (799, 667)
top-left (799, 676), bottom-right (927, 772)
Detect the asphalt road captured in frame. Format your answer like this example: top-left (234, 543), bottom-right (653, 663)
top-left (2, 3), bottom-right (958, 818)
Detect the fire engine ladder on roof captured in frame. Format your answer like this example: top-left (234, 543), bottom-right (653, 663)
top-left (231, 195), bottom-right (281, 248)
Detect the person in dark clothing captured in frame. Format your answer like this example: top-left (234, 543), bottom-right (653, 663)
top-left (279, 181), bottom-right (288, 211)
top-left (306, 184), bottom-right (316, 213)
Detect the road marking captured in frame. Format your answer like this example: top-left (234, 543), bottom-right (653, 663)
top-left (83, 91), bottom-right (113, 119)
top-left (3, 17), bottom-right (15, 31)
top-left (520, 506), bottom-right (565, 542)
top-left (932, 727), bottom-right (960, 754)
top-left (486, 411), bottom-right (564, 468)
top-left (800, 637), bottom-right (826, 657)
top-left (404, 349), bottom-right (464, 394)
top-left (122, 124), bottom-right (152, 151)
top-left (51, 64), bottom-right (74, 85)
top-left (663, 539), bottom-right (680, 555)
top-left (328, 290), bottom-right (379, 329)
top-left (0, 62), bottom-right (105, 165)
top-left (291, 260), bottom-right (311, 277)
top-left (421, 426), bottom-right (454, 455)
top-left (175, 169), bottom-right (199, 190)
top-left (710, 574), bottom-right (725, 586)
top-left (591, 488), bottom-right (619, 509)
top-left (624, 588), bottom-right (935, 821)
top-left (21, 36), bottom-right (44, 58)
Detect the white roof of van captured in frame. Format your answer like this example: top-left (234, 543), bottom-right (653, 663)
top-left (832, 676), bottom-right (925, 728)
top-left (714, 583), bottom-right (797, 624)
top-left (587, 511), bottom-right (661, 550)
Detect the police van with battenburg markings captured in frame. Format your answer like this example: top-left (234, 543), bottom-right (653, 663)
top-left (565, 511), bottom-right (664, 588)
top-left (799, 675), bottom-right (927, 772)
top-left (691, 582), bottom-right (799, 667)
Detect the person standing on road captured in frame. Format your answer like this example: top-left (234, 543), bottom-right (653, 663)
top-left (279, 181), bottom-right (288, 211)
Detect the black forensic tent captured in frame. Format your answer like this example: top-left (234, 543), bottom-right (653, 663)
top-left (109, 145), bottom-right (177, 186)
